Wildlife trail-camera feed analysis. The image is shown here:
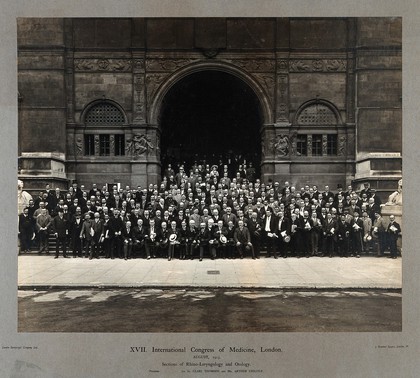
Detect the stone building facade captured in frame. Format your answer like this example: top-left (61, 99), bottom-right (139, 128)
top-left (18, 18), bottom-right (402, 197)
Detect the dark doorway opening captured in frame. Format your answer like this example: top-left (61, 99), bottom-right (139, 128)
top-left (160, 70), bottom-right (262, 177)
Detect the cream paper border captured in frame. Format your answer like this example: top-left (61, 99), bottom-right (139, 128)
top-left (1, 1), bottom-right (419, 377)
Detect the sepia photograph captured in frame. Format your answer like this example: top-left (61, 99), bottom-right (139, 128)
top-left (2, 1), bottom-right (419, 377)
top-left (17, 16), bottom-right (402, 334)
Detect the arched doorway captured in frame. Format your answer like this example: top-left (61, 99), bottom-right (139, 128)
top-left (159, 70), bottom-right (263, 176)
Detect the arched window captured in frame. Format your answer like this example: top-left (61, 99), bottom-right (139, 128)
top-left (293, 100), bottom-right (341, 157)
top-left (84, 102), bottom-right (125, 126)
top-left (81, 100), bottom-right (126, 157)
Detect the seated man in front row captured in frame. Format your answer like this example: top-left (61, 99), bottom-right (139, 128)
top-left (234, 220), bottom-right (255, 259)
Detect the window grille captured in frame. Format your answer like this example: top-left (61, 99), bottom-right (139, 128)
top-left (297, 104), bottom-right (337, 125)
top-left (85, 103), bottom-right (125, 125)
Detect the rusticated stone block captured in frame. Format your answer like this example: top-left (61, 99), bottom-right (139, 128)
top-left (19, 109), bottom-right (66, 153)
top-left (357, 17), bottom-right (401, 47)
top-left (289, 73), bottom-right (346, 110)
top-left (290, 19), bottom-right (347, 49)
top-left (17, 18), bottom-right (64, 46)
top-left (18, 71), bottom-right (65, 107)
top-left (227, 19), bottom-right (275, 49)
top-left (195, 18), bottom-right (226, 49)
top-left (357, 109), bottom-right (401, 153)
top-left (74, 73), bottom-right (132, 111)
top-left (146, 19), bottom-right (194, 49)
top-left (357, 71), bottom-right (402, 108)
top-left (73, 19), bottom-right (131, 48)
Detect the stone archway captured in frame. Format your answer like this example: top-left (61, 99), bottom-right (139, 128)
top-left (150, 63), bottom-right (272, 176)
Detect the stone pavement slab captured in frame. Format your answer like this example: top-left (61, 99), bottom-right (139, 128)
top-left (18, 255), bottom-right (402, 289)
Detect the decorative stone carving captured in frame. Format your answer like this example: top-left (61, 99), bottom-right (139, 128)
top-left (277, 60), bottom-right (288, 71)
top-left (126, 134), bottom-right (154, 158)
top-left (18, 180), bottom-right (33, 215)
top-left (155, 134), bottom-right (161, 157)
top-left (276, 74), bottom-right (289, 122)
top-left (325, 59), bottom-right (347, 72)
top-left (146, 73), bottom-right (169, 104)
top-left (133, 75), bottom-right (145, 122)
top-left (289, 60), bottom-right (310, 72)
top-left (146, 58), bottom-right (198, 71)
top-left (74, 59), bottom-right (133, 72)
top-left (200, 49), bottom-right (222, 59)
top-left (385, 179), bottom-right (402, 206)
top-left (110, 135), bottom-right (115, 155)
top-left (289, 59), bottom-right (347, 72)
top-left (338, 135), bottom-right (347, 156)
top-left (322, 135), bottom-right (328, 155)
top-left (133, 59), bottom-right (145, 71)
top-left (76, 137), bottom-right (83, 156)
top-left (94, 135), bottom-right (99, 156)
top-left (253, 73), bottom-right (275, 104)
top-left (223, 59), bottom-right (275, 72)
top-left (271, 134), bottom-right (291, 157)
top-left (307, 135), bottom-right (313, 156)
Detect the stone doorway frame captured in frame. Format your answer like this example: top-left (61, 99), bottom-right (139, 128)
top-left (148, 61), bottom-right (274, 178)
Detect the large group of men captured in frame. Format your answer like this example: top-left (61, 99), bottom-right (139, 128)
top-left (18, 161), bottom-right (402, 261)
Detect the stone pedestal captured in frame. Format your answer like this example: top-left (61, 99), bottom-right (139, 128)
top-left (18, 152), bottom-right (68, 193)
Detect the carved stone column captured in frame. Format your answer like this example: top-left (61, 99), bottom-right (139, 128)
top-left (275, 55), bottom-right (289, 122)
top-left (132, 54), bottom-right (146, 124)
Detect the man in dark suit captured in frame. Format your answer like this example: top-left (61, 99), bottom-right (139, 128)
top-left (197, 222), bottom-right (210, 261)
top-left (122, 220), bottom-right (133, 260)
top-left (132, 218), bottom-right (146, 259)
top-left (90, 212), bottom-right (104, 259)
top-left (351, 212), bottom-right (364, 257)
top-left (70, 207), bottom-right (83, 257)
top-left (247, 212), bottom-right (262, 259)
top-left (323, 213), bottom-right (337, 257)
top-left (36, 208), bottom-right (51, 254)
top-left (300, 211), bottom-right (313, 258)
top-left (262, 207), bottom-right (278, 258)
top-left (275, 211), bottom-right (291, 258)
top-left (52, 208), bottom-right (69, 258)
top-left (387, 215), bottom-right (401, 259)
top-left (234, 220), bottom-right (255, 259)
top-left (109, 209), bottom-right (123, 259)
top-left (19, 207), bottom-right (34, 253)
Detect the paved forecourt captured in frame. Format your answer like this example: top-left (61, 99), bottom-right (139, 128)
top-left (18, 255), bottom-right (401, 289)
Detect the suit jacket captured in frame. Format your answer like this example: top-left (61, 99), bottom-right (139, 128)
top-left (362, 217), bottom-right (373, 235)
top-left (70, 216), bottom-right (83, 241)
top-left (323, 218), bottom-right (337, 236)
top-left (36, 213), bottom-right (52, 231)
top-left (300, 217), bottom-right (314, 233)
top-left (109, 217), bottom-right (124, 238)
top-left (351, 217), bottom-right (364, 234)
top-left (222, 213), bottom-right (238, 227)
top-left (122, 225), bottom-right (133, 240)
top-left (52, 215), bottom-right (68, 238)
top-left (198, 228), bottom-right (210, 245)
top-left (276, 217), bottom-right (291, 236)
top-left (19, 214), bottom-right (33, 235)
top-left (387, 221), bottom-right (401, 237)
top-left (132, 225), bottom-right (146, 242)
top-left (262, 214), bottom-right (277, 233)
top-left (234, 226), bottom-right (251, 244)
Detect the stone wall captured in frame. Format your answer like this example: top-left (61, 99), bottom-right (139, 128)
top-left (17, 17), bottom-right (402, 196)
